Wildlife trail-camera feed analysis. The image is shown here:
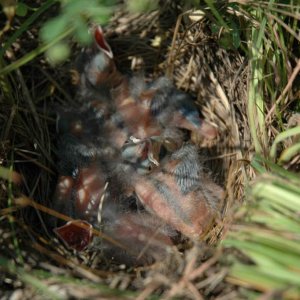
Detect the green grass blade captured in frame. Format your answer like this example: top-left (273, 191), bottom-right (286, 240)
top-left (0, 27), bottom-right (74, 75)
top-left (270, 126), bottom-right (300, 159)
top-left (0, 0), bottom-right (57, 58)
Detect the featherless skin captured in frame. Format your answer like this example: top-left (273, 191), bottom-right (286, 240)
top-left (133, 144), bottom-right (224, 239)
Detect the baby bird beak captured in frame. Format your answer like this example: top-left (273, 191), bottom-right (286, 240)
top-left (93, 25), bottom-right (114, 59)
top-left (75, 25), bottom-right (123, 90)
top-left (54, 220), bottom-right (93, 252)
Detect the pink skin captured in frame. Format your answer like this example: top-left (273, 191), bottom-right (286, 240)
top-left (110, 212), bottom-right (174, 262)
top-left (171, 112), bottom-right (218, 140)
top-left (54, 176), bottom-right (74, 204)
top-left (74, 165), bottom-right (107, 218)
top-left (133, 147), bottom-right (224, 239)
top-left (116, 97), bottom-right (162, 141)
top-left (133, 172), bottom-right (210, 239)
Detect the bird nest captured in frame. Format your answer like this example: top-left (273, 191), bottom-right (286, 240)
top-left (1, 5), bottom-right (251, 299)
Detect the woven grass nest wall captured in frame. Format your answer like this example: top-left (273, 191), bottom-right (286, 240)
top-left (1, 2), bottom-right (300, 299)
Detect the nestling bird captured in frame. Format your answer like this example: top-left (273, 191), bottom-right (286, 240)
top-left (51, 25), bottom-right (224, 265)
top-left (53, 160), bottom-right (176, 265)
top-left (133, 144), bottom-right (224, 239)
top-left (75, 25), bottom-right (125, 100)
top-left (76, 25), bottom-right (217, 144)
top-left (97, 209), bottom-right (177, 265)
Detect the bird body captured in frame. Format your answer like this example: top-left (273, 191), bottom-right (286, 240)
top-left (133, 144), bottom-right (223, 239)
top-left (99, 211), bottom-right (176, 265)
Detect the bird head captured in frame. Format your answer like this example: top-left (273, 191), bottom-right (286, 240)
top-left (76, 25), bottom-right (123, 90)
